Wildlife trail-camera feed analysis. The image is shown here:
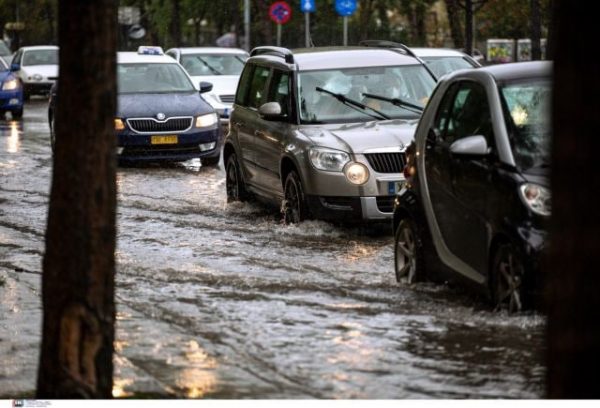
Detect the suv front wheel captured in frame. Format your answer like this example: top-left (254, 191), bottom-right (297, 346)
top-left (282, 171), bottom-right (309, 224)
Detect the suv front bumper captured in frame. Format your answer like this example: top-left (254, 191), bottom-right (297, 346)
top-left (306, 195), bottom-right (396, 222)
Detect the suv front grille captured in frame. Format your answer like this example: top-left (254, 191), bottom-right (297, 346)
top-left (219, 94), bottom-right (235, 104)
top-left (364, 152), bottom-right (406, 173)
top-left (127, 117), bottom-right (193, 134)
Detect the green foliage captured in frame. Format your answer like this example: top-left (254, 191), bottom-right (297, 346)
top-left (477, 0), bottom-right (551, 39)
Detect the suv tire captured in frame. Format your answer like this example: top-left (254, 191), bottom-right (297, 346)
top-left (282, 171), bottom-right (309, 224)
top-left (226, 153), bottom-right (249, 202)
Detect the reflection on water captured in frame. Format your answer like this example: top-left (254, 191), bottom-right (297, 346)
top-left (1, 121), bottom-right (22, 153)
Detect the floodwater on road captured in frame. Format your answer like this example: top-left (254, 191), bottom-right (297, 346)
top-left (0, 101), bottom-right (546, 398)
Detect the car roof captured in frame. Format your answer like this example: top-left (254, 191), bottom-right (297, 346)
top-left (20, 45), bottom-right (59, 51)
top-left (171, 47), bottom-right (248, 55)
top-left (480, 61), bottom-right (552, 81)
top-left (251, 47), bottom-right (423, 71)
top-left (411, 47), bottom-right (467, 58)
top-left (118, 52), bottom-right (179, 64)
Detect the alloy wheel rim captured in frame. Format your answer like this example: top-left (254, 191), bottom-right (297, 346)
top-left (495, 249), bottom-right (523, 312)
top-left (226, 161), bottom-right (238, 199)
top-left (285, 179), bottom-right (300, 223)
top-left (395, 223), bottom-right (416, 283)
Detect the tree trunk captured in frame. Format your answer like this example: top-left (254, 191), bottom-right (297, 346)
top-left (358, 0), bottom-right (375, 42)
top-left (171, 0), bottom-right (182, 47)
top-left (36, 0), bottom-right (117, 399)
top-left (530, 0), bottom-right (542, 60)
top-left (547, 0), bottom-right (600, 398)
top-left (464, 0), bottom-right (473, 55)
top-left (445, 0), bottom-right (463, 48)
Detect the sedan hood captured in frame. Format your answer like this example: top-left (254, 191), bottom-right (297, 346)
top-left (190, 75), bottom-right (239, 95)
top-left (22, 65), bottom-right (58, 78)
top-left (118, 92), bottom-right (212, 118)
top-left (299, 119), bottom-right (419, 154)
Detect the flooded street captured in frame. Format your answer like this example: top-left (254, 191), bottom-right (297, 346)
top-left (1, 101), bottom-right (546, 398)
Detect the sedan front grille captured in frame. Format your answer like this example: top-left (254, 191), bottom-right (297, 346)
top-left (364, 152), bottom-right (406, 173)
top-left (127, 117), bottom-right (193, 134)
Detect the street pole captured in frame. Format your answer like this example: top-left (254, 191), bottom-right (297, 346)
top-left (305, 13), bottom-right (310, 48)
top-left (343, 16), bottom-right (348, 46)
top-left (277, 24), bottom-right (282, 47)
top-left (244, 0), bottom-right (250, 51)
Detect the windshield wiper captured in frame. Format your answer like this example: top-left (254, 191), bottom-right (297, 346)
top-left (196, 57), bottom-right (222, 75)
top-left (362, 92), bottom-right (424, 115)
top-left (315, 86), bottom-right (390, 120)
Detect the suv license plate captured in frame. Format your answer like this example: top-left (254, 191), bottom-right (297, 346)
top-left (151, 135), bottom-right (178, 145)
top-left (388, 181), bottom-right (405, 195)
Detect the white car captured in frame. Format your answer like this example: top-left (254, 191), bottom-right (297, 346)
top-left (165, 47), bottom-right (248, 126)
top-left (10, 45), bottom-right (59, 100)
top-left (411, 47), bottom-right (481, 78)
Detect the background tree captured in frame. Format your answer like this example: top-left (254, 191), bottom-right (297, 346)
top-left (444, 0), bottom-right (464, 48)
top-left (457, 0), bottom-right (488, 55)
top-left (547, 0), bottom-right (600, 398)
top-left (36, 0), bottom-right (117, 398)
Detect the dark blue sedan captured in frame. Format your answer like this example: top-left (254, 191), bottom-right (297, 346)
top-left (0, 58), bottom-right (24, 120)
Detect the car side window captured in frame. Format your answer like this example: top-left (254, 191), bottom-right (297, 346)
top-left (246, 66), bottom-right (271, 110)
top-left (432, 82), bottom-right (460, 140)
top-left (444, 81), bottom-right (494, 146)
top-left (13, 51), bottom-right (22, 65)
top-left (267, 70), bottom-right (290, 118)
top-left (235, 64), bottom-right (255, 106)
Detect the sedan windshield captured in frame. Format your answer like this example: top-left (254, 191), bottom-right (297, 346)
top-left (180, 54), bottom-right (247, 76)
top-left (421, 56), bottom-right (475, 77)
top-left (23, 49), bottom-right (58, 66)
top-left (118, 63), bottom-right (196, 93)
top-left (298, 65), bottom-right (435, 124)
top-left (501, 79), bottom-right (551, 171)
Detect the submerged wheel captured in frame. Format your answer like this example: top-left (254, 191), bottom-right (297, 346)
top-left (225, 153), bottom-right (248, 202)
top-left (394, 217), bottom-right (425, 284)
top-left (490, 243), bottom-right (527, 313)
top-left (282, 171), bottom-right (309, 224)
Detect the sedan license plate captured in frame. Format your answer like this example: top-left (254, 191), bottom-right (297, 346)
top-left (151, 135), bottom-right (178, 145)
top-left (388, 181), bottom-right (405, 195)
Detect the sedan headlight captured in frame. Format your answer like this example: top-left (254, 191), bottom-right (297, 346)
top-left (344, 162), bottom-right (370, 185)
top-left (519, 183), bottom-right (551, 216)
top-left (114, 118), bottom-right (125, 131)
top-left (195, 113), bottom-right (218, 128)
top-left (2, 79), bottom-right (19, 91)
top-left (308, 147), bottom-right (350, 172)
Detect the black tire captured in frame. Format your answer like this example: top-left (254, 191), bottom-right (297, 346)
top-left (394, 217), bottom-right (426, 284)
top-left (202, 154), bottom-right (221, 167)
top-left (225, 153), bottom-right (249, 202)
top-left (11, 108), bottom-right (23, 120)
top-left (282, 171), bottom-right (309, 224)
top-left (490, 242), bottom-right (527, 313)
top-left (49, 115), bottom-right (55, 151)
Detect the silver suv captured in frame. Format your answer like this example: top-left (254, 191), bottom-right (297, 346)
top-left (224, 45), bottom-right (436, 223)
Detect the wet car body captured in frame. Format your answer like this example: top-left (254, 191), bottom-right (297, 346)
top-left (393, 61), bottom-right (552, 311)
top-left (116, 49), bottom-right (221, 164)
top-left (224, 45), bottom-right (436, 224)
top-left (0, 58), bottom-right (24, 119)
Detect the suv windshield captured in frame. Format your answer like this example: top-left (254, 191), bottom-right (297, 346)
top-left (500, 79), bottom-right (551, 171)
top-left (118, 63), bottom-right (195, 93)
top-left (23, 49), bottom-right (58, 66)
top-left (181, 54), bottom-right (247, 76)
top-left (298, 65), bottom-right (435, 124)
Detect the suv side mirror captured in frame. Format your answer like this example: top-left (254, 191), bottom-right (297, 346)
top-left (10, 63), bottom-right (19, 72)
top-left (199, 81), bottom-right (213, 93)
top-left (258, 102), bottom-right (283, 120)
top-left (450, 135), bottom-right (490, 156)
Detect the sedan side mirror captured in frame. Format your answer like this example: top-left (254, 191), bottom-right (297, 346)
top-left (450, 135), bottom-right (490, 156)
top-left (199, 81), bottom-right (213, 93)
top-left (258, 102), bottom-right (283, 120)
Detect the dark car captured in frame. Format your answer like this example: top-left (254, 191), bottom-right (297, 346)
top-left (392, 61), bottom-right (551, 312)
top-left (49, 47), bottom-right (222, 165)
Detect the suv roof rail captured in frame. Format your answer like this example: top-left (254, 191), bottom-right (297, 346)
top-left (250, 46), bottom-right (294, 64)
top-left (359, 39), bottom-right (437, 81)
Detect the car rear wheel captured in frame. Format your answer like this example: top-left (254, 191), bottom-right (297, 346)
top-left (490, 243), bottom-right (527, 313)
top-left (282, 171), bottom-right (309, 224)
top-left (225, 153), bottom-right (248, 202)
top-left (394, 217), bottom-right (424, 284)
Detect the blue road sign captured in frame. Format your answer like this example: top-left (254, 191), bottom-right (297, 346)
top-left (335, 0), bottom-right (357, 17)
top-left (301, 0), bottom-right (316, 13)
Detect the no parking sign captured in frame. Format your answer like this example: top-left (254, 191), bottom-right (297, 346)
top-left (269, 1), bottom-right (292, 25)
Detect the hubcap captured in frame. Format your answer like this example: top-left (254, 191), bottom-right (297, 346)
top-left (395, 222), bottom-right (416, 283)
top-left (284, 178), bottom-right (300, 224)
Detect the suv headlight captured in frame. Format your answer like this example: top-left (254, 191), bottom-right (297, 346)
top-left (2, 79), bottom-right (19, 91)
top-left (195, 113), bottom-right (218, 128)
top-left (519, 183), bottom-right (551, 216)
top-left (308, 147), bottom-right (350, 172)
